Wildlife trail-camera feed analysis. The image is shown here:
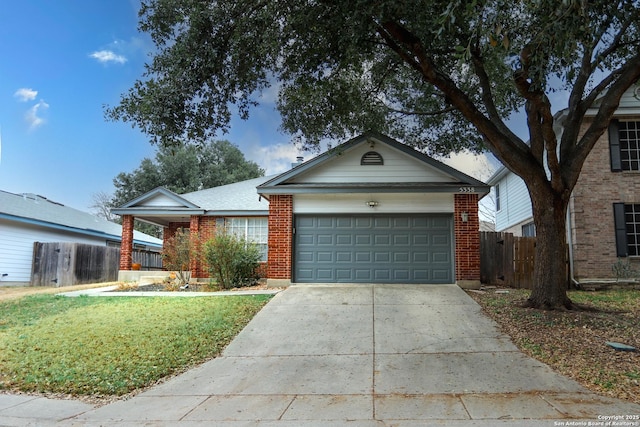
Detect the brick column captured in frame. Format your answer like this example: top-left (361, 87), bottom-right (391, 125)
top-left (119, 215), bottom-right (134, 270)
top-left (454, 193), bottom-right (481, 288)
top-left (267, 195), bottom-right (293, 286)
top-left (189, 215), bottom-right (201, 279)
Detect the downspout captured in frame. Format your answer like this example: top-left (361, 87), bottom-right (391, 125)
top-left (566, 197), bottom-right (580, 289)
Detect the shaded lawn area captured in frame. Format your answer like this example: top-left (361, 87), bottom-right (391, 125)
top-left (0, 294), bottom-right (271, 399)
top-left (469, 288), bottom-right (640, 404)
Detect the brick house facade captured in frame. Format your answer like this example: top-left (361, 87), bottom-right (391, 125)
top-left (568, 116), bottom-right (640, 279)
top-left (488, 85), bottom-right (640, 282)
top-left (114, 132), bottom-right (489, 287)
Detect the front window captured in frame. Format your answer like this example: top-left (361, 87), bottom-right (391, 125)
top-left (521, 222), bottom-right (536, 237)
top-left (227, 217), bottom-right (268, 261)
top-left (495, 184), bottom-right (501, 211)
top-left (619, 121), bottom-right (640, 171)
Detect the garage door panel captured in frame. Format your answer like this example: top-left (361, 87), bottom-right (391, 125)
top-left (413, 270), bottom-right (429, 281)
top-left (393, 235), bottom-right (410, 245)
top-left (336, 269), bottom-right (353, 280)
top-left (432, 252), bottom-right (450, 263)
top-left (374, 270), bottom-right (391, 280)
top-left (355, 270), bottom-right (372, 280)
top-left (355, 235), bottom-right (371, 245)
top-left (317, 234), bottom-right (333, 245)
top-left (317, 217), bottom-right (333, 227)
top-left (432, 270), bottom-right (451, 281)
top-left (355, 252), bottom-right (371, 262)
top-left (336, 252), bottom-right (352, 262)
top-left (374, 252), bottom-right (391, 263)
top-left (374, 217), bottom-right (391, 228)
top-left (393, 252), bottom-right (410, 263)
top-left (316, 269), bottom-right (334, 280)
top-left (394, 270), bottom-right (410, 280)
top-left (336, 218), bottom-right (353, 228)
top-left (393, 217), bottom-right (411, 228)
top-left (298, 251), bottom-right (314, 262)
top-left (355, 217), bottom-right (372, 227)
top-left (294, 214), bottom-right (453, 284)
top-left (317, 252), bottom-right (333, 262)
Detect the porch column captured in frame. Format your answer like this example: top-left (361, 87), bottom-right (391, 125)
top-left (454, 193), bottom-right (481, 289)
top-left (266, 194), bottom-right (293, 287)
top-left (120, 214), bottom-right (134, 270)
top-left (189, 215), bottom-right (201, 279)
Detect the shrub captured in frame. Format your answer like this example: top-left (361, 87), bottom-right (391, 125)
top-left (162, 228), bottom-right (198, 285)
top-left (203, 229), bottom-right (262, 289)
top-left (612, 258), bottom-right (638, 281)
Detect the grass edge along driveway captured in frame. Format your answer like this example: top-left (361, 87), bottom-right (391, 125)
top-left (0, 294), bottom-right (271, 400)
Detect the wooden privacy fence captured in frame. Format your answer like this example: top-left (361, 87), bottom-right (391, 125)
top-left (31, 242), bottom-right (163, 287)
top-left (132, 249), bottom-right (163, 271)
top-left (480, 231), bottom-right (536, 289)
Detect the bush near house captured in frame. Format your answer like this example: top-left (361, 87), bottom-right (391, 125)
top-left (162, 229), bottom-right (199, 285)
top-left (203, 229), bottom-right (262, 289)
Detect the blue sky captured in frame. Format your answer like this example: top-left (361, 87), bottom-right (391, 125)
top-left (0, 1), bottom-right (503, 214)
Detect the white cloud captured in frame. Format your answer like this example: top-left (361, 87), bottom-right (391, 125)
top-left (248, 142), bottom-right (305, 175)
top-left (89, 50), bottom-right (127, 64)
top-left (438, 151), bottom-right (497, 181)
top-left (14, 88), bottom-right (38, 102)
top-left (25, 100), bottom-right (49, 130)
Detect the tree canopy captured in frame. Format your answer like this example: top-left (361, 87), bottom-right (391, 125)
top-left (108, 0), bottom-right (640, 308)
top-left (111, 139), bottom-right (264, 208)
top-left (107, 140), bottom-right (263, 236)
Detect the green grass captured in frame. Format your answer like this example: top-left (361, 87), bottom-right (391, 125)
top-left (570, 289), bottom-right (640, 311)
top-left (0, 294), bottom-right (270, 396)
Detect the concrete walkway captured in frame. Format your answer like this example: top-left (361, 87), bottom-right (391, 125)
top-left (2, 284), bottom-right (639, 426)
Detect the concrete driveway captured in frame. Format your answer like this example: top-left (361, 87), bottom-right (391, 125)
top-left (3, 284), bottom-right (640, 426)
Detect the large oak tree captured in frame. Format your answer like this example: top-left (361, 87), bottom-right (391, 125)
top-left (108, 0), bottom-right (640, 309)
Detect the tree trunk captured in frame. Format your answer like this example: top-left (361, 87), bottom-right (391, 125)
top-left (526, 184), bottom-right (574, 310)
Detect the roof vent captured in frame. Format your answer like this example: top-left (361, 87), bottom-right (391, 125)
top-left (361, 151), bottom-right (384, 165)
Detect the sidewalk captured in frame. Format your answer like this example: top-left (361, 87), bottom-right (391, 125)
top-left (1, 284), bottom-right (639, 426)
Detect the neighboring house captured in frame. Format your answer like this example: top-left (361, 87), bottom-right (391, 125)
top-left (113, 132), bottom-right (489, 287)
top-left (487, 84), bottom-right (640, 282)
top-left (0, 191), bottom-right (162, 286)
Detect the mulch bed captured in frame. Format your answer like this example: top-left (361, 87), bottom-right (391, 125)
top-left (468, 288), bottom-right (640, 404)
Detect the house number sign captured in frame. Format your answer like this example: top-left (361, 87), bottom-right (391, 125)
top-left (458, 187), bottom-right (476, 193)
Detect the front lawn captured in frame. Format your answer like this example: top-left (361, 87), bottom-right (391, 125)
top-left (469, 288), bottom-right (640, 404)
top-left (0, 294), bottom-right (270, 400)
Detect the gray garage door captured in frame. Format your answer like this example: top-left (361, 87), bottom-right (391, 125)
top-left (294, 214), bottom-right (453, 284)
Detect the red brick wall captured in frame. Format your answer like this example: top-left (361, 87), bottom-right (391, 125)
top-left (454, 194), bottom-right (480, 281)
top-left (119, 215), bottom-right (134, 270)
top-left (570, 118), bottom-right (640, 278)
top-left (267, 195), bottom-right (293, 279)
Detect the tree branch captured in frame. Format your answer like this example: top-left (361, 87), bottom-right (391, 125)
top-left (376, 20), bottom-right (532, 175)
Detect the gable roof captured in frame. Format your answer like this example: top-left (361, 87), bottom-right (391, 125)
top-left (257, 131), bottom-right (490, 196)
top-left (111, 176), bottom-right (274, 226)
top-left (0, 190), bottom-right (162, 247)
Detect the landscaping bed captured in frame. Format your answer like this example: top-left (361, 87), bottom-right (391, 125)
top-left (468, 287), bottom-right (640, 404)
top-left (111, 282), bottom-right (273, 293)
